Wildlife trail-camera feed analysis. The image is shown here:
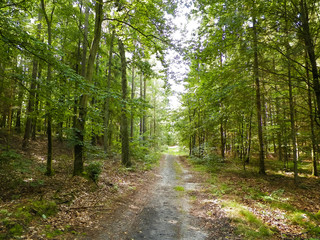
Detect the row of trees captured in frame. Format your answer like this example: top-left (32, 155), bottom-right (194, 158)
top-left (0, 0), bottom-right (175, 175)
top-left (177, 0), bottom-right (320, 183)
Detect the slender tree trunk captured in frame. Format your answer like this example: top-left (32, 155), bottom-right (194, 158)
top-left (41, 0), bottom-right (54, 176)
top-left (283, 108), bottom-right (289, 169)
top-left (15, 84), bottom-right (23, 134)
top-left (130, 66), bottom-right (135, 139)
top-left (252, 3), bottom-right (265, 174)
top-left (142, 74), bottom-right (147, 143)
top-left (73, 0), bottom-right (103, 175)
top-left (246, 111), bottom-right (253, 164)
top-left (24, 11), bottom-right (42, 147)
top-left (32, 68), bottom-right (42, 140)
top-left (118, 39), bottom-right (131, 167)
top-left (306, 52), bottom-right (318, 176)
top-left (288, 62), bottom-right (298, 183)
top-left (285, 0), bottom-right (298, 183)
top-left (23, 58), bottom-right (38, 148)
top-left (300, 0), bottom-right (320, 125)
top-left (103, 28), bottom-right (115, 153)
top-left (220, 120), bottom-right (225, 159)
top-left (139, 73), bottom-right (143, 139)
top-left (275, 85), bottom-right (282, 162)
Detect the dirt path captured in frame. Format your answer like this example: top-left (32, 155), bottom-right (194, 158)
top-left (127, 154), bottom-right (207, 240)
top-left (88, 154), bottom-right (206, 240)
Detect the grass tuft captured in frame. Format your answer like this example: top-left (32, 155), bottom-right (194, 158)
top-left (174, 186), bottom-right (185, 192)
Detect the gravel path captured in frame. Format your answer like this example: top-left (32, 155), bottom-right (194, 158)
top-left (128, 154), bottom-right (207, 240)
top-left (91, 154), bottom-right (208, 240)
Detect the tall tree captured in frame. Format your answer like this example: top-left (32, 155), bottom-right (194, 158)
top-left (73, 0), bottom-right (103, 176)
top-left (252, 0), bottom-right (266, 175)
top-left (41, 0), bottom-right (55, 176)
top-left (118, 38), bottom-right (131, 167)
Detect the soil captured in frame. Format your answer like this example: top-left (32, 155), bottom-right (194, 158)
top-left (87, 154), bottom-right (238, 240)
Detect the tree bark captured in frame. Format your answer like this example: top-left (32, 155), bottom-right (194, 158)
top-left (104, 27), bottom-right (115, 153)
top-left (306, 51), bottom-right (318, 176)
top-left (285, 0), bottom-right (298, 183)
top-left (130, 66), bottom-right (135, 139)
top-left (252, 3), bottom-right (266, 175)
top-left (23, 11), bottom-right (42, 148)
top-left (118, 39), bottom-right (131, 167)
top-left (41, 0), bottom-right (54, 176)
top-left (73, 0), bottom-right (103, 176)
top-left (142, 73), bottom-right (147, 143)
top-left (139, 73), bottom-right (143, 139)
top-left (300, 0), bottom-right (320, 125)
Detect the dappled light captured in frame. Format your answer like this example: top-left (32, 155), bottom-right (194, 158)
top-left (1, 0), bottom-right (320, 239)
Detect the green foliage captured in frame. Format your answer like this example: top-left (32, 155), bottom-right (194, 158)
top-left (164, 146), bottom-right (188, 156)
top-left (0, 200), bottom-right (57, 238)
top-left (189, 153), bottom-right (223, 174)
top-left (0, 149), bottom-right (21, 162)
top-left (8, 223), bottom-right (24, 237)
top-left (45, 225), bottom-right (64, 239)
top-left (85, 161), bottom-right (103, 183)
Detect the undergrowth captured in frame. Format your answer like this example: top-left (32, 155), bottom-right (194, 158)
top-left (0, 200), bottom-right (57, 239)
top-left (188, 152), bottom-right (320, 239)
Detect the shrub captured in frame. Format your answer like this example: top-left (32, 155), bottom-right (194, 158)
top-left (85, 161), bottom-right (103, 183)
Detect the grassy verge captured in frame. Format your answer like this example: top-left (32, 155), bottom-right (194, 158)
top-left (188, 155), bottom-right (320, 239)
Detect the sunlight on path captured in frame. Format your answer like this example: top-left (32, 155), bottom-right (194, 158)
top-left (128, 154), bottom-right (207, 240)
top-left (165, 146), bottom-right (188, 156)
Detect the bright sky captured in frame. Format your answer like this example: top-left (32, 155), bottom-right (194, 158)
top-left (165, 2), bottom-right (200, 109)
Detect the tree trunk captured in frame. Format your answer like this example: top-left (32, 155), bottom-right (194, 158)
top-left (220, 118), bottom-right (225, 159)
top-left (23, 11), bottom-right (42, 148)
top-left (118, 39), bottom-right (131, 167)
top-left (288, 61), bottom-right (298, 183)
top-left (306, 52), bottom-right (318, 176)
top-left (130, 66), bottom-right (135, 139)
top-left (32, 69), bottom-right (41, 140)
top-left (23, 58), bottom-right (38, 148)
top-left (73, 0), bottom-right (103, 176)
top-left (300, 0), bottom-right (320, 124)
top-left (142, 74), bottom-right (147, 143)
top-left (15, 84), bottom-right (23, 134)
top-left (139, 73), bottom-right (143, 139)
top-left (103, 28), bottom-right (115, 153)
top-left (286, 0), bottom-right (298, 183)
top-left (41, 0), bottom-right (54, 176)
top-left (252, 3), bottom-right (266, 175)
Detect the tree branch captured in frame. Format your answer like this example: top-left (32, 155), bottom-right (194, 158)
top-left (103, 17), bottom-right (170, 45)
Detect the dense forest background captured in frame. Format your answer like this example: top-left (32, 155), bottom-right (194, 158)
top-left (0, 0), bottom-right (177, 175)
top-left (1, 0), bottom-right (320, 238)
top-left (175, 0), bottom-right (320, 183)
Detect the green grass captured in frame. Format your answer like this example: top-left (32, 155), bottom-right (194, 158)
top-left (164, 146), bottom-right (188, 156)
top-left (174, 186), bottom-right (185, 192)
top-left (221, 200), bottom-right (274, 239)
top-left (187, 154), bottom-right (320, 239)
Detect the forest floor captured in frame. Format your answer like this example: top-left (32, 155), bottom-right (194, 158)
top-left (0, 134), bottom-right (161, 239)
top-left (1, 134), bottom-right (320, 239)
top-left (186, 153), bottom-right (320, 239)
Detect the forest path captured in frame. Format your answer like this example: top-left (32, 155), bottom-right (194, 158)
top-left (90, 154), bottom-right (208, 240)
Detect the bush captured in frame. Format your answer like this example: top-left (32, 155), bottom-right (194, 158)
top-left (85, 161), bottom-right (103, 183)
